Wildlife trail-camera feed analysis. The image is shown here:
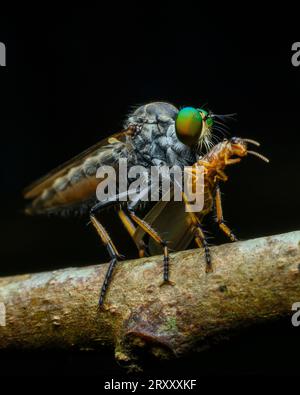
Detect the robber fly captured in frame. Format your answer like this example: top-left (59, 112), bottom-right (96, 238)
top-left (133, 137), bottom-right (269, 272)
top-left (24, 101), bottom-right (218, 305)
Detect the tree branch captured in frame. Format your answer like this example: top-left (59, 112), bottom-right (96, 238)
top-left (0, 231), bottom-right (299, 369)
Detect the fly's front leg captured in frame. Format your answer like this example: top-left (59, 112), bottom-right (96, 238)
top-left (194, 225), bottom-right (212, 273)
top-left (214, 185), bottom-right (238, 242)
top-left (127, 201), bottom-right (173, 286)
top-left (90, 200), bottom-right (124, 306)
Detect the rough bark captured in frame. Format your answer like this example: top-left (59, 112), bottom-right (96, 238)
top-left (0, 231), bottom-right (299, 370)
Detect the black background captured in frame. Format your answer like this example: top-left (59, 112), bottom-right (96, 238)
top-left (0, 4), bottom-right (299, 377)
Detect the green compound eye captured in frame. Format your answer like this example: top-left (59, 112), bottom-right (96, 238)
top-left (206, 116), bottom-right (214, 127)
top-left (175, 107), bottom-right (203, 146)
top-left (198, 108), bottom-right (214, 128)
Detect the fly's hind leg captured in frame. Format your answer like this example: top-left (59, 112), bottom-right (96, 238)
top-left (90, 214), bottom-right (123, 306)
top-left (214, 185), bottom-right (238, 242)
top-left (90, 200), bottom-right (125, 306)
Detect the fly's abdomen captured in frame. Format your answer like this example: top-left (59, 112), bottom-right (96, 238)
top-left (26, 156), bottom-right (101, 215)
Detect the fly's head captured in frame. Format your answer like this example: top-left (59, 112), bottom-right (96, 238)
top-left (175, 107), bottom-right (214, 152)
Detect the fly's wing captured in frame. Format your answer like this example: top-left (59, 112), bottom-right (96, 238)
top-left (23, 130), bottom-right (130, 199)
top-left (133, 195), bottom-right (194, 255)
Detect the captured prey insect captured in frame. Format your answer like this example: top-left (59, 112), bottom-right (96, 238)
top-left (133, 137), bottom-right (269, 272)
top-left (23, 101), bottom-right (219, 306)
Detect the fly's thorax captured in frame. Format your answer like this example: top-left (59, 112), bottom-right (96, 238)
top-left (124, 102), bottom-right (178, 128)
top-left (125, 102), bottom-right (199, 168)
top-left (130, 118), bottom-right (197, 168)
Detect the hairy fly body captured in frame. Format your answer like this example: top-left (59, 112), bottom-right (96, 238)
top-left (24, 102), bottom-right (217, 305)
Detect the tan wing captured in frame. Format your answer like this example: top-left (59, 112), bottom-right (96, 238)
top-left (23, 130), bottom-right (130, 199)
top-left (134, 199), bottom-right (194, 255)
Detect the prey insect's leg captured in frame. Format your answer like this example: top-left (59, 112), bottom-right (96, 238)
top-left (214, 185), bottom-right (238, 242)
top-left (118, 209), bottom-right (147, 258)
top-left (182, 192), bottom-right (212, 272)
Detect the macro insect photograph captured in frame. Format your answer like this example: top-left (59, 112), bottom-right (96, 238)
top-left (0, 4), bottom-right (300, 380)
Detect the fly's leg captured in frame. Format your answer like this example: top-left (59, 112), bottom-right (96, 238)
top-left (214, 185), bottom-right (238, 242)
top-left (91, 185), bottom-right (151, 305)
top-left (90, 213), bottom-right (122, 306)
top-left (118, 209), bottom-right (147, 258)
top-left (127, 207), bottom-right (172, 285)
top-left (126, 205), bottom-right (173, 286)
top-left (126, 184), bottom-right (174, 285)
top-left (90, 200), bottom-right (126, 306)
top-left (194, 225), bottom-right (212, 273)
